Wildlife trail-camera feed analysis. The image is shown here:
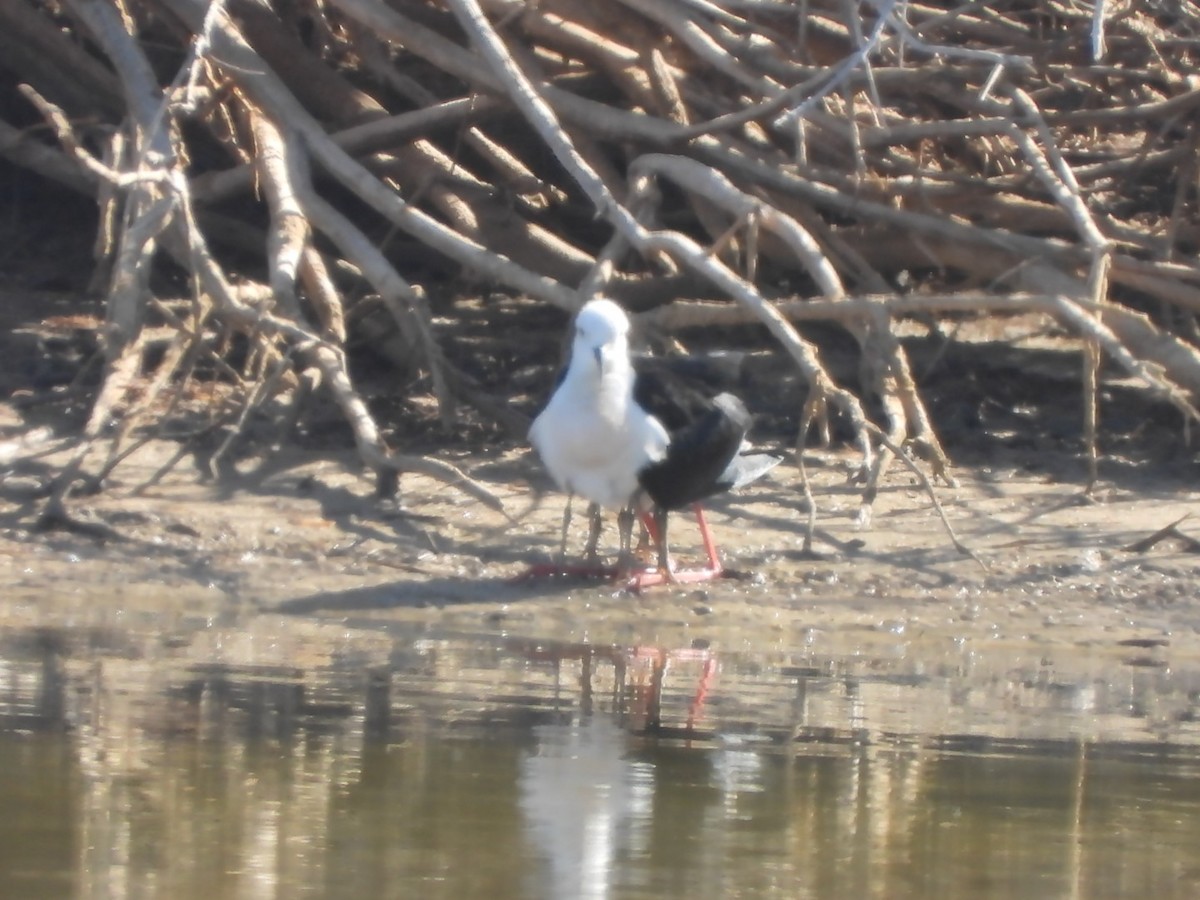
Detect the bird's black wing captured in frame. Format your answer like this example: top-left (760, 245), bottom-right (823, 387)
top-left (637, 393), bottom-right (751, 510)
top-left (631, 353), bottom-right (744, 433)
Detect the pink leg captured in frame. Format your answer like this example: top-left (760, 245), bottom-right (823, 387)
top-left (687, 655), bottom-right (717, 732)
top-left (693, 503), bottom-right (722, 575)
top-left (639, 511), bottom-right (659, 545)
top-left (625, 503), bottom-right (724, 591)
top-left (627, 646), bottom-right (715, 734)
top-left (512, 503), bottom-right (626, 582)
top-left (516, 505), bottom-right (725, 589)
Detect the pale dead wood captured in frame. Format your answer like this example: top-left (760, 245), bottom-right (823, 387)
top-left (170, 164), bottom-right (510, 511)
top-left (4, 0), bottom-right (1199, 559)
top-left (20, 0), bottom-right (512, 527)
top-left (175, 0), bottom-right (579, 310)
top-left (248, 105), bottom-right (311, 325)
top-left (39, 0), bottom-right (181, 527)
top-left (0, 116), bottom-right (98, 194)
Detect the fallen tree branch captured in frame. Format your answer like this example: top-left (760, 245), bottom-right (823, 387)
top-left (4, 0), bottom-right (1198, 550)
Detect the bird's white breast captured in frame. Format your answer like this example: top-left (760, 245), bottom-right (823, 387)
top-left (530, 370), bottom-right (668, 510)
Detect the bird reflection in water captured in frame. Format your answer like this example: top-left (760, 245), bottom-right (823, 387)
top-left (518, 643), bottom-right (716, 898)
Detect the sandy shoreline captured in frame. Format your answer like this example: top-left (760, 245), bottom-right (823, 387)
top-left (3, 432), bottom-right (1198, 666)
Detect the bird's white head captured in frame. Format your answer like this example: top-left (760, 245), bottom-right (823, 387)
top-left (571, 298), bottom-right (631, 376)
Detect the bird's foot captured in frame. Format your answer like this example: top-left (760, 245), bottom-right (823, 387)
top-left (514, 559), bottom-right (724, 588)
top-left (623, 559), bottom-right (724, 591)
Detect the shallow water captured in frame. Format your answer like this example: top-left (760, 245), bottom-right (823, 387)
top-left (2, 618), bottom-right (1200, 899)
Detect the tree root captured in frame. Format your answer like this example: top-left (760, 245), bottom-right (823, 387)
top-left (4, 0), bottom-right (1199, 561)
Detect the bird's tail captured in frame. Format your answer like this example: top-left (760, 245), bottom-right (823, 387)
top-left (720, 452), bottom-right (782, 490)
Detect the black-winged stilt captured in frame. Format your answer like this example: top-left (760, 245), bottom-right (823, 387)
top-left (527, 298), bottom-right (779, 588)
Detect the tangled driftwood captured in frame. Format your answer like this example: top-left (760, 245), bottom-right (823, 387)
top-left (2, 0), bottom-right (1199, 542)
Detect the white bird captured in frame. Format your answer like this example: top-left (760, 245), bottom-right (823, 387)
top-left (529, 298), bottom-right (669, 564)
top-left (529, 298), bottom-right (780, 587)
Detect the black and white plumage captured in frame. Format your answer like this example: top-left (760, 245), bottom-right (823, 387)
top-left (635, 388), bottom-right (779, 583)
top-left (528, 298), bottom-right (668, 514)
top-left (528, 298), bottom-right (779, 586)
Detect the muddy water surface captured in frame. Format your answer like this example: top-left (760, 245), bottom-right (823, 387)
top-left (3, 609), bottom-right (1200, 900)
top-left (5, 437), bottom-right (1200, 897)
